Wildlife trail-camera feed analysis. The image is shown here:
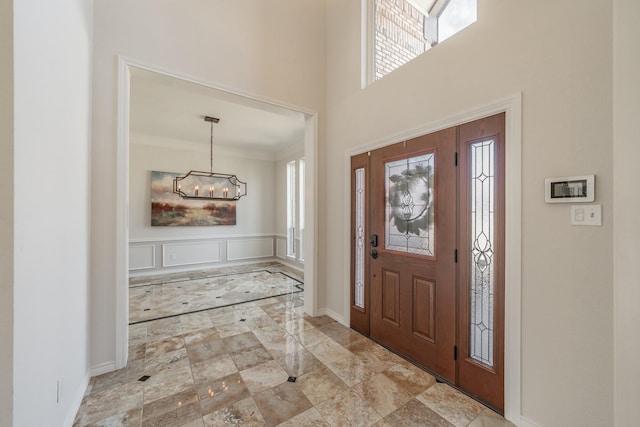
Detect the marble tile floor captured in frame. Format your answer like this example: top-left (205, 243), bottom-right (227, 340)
top-left (75, 268), bottom-right (514, 426)
top-left (129, 263), bottom-right (304, 324)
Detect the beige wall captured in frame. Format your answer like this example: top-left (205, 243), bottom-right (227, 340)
top-left (613, 0), bottom-right (640, 425)
top-left (0, 0), bottom-right (13, 424)
top-left (91, 0), bottom-right (326, 369)
top-left (325, 1), bottom-right (613, 426)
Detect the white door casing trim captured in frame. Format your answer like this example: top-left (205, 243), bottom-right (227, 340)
top-left (114, 55), bottom-right (319, 368)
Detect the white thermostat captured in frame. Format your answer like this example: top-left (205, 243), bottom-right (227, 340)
top-left (545, 175), bottom-right (595, 203)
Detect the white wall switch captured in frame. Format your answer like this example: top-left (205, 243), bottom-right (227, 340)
top-left (571, 204), bottom-right (602, 226)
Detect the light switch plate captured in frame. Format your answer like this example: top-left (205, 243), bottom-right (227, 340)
top-left (571, 205), bottom-right (602, 226)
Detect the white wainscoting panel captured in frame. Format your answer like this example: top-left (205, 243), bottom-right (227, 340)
top-left (129, 235), bottom-right (284, 275)
top-left (129, 245), bottom-right (155, 270)
top-left (227, 238), bottom-right (274, 261)
top-left (276, 236), bottom-right (287, 259)
top-left (162, 241), bottom-right (222, 267)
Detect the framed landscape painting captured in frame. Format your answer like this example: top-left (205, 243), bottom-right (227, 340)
top-left (150, 171), bottom-right (236, 226)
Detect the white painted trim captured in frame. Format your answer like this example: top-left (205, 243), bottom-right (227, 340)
top-left (503, 94), bottom-right (523, 425)
top-left (129, 233), bottom-right (279, 243)
top-left (361, 0), bottom-right (375, 88)
top-left (346, 94), bottom-right (522, 156)
top-left (130, 236), bottom-right (297, 274)
top-left (342, 93), bottom-right (522, 425)
top-left (129, 244), bottom-right (155, 270)
top-left (318, 307), bottom-right (346, 326)
top-left (90, 361), bottom-right (117, 377)
top-left (115, 58), bottom-right (130, 370)
top-left (162, 241), bottom-right (222, 267)
top-left (519, 416), bottom-right (541, 427)
top-left (118, 56), bottom-right (318, 116)
top-left (274, 257), bottom-right (304, 273)
top-left (343, 153), bottom-right (353, 327)
top-left (115, 56), bottom-right (318, 369)
top-left (226, 238), bottom-right (274, 261)
top-left (128, 257), bottom-right (289, 278)
top-left (303, 114), bottom-right (318, 317)
top-left (276, 236), bottom-right (287, 259)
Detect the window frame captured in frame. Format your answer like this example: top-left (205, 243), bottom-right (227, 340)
top-left (298, 158), bottom-right (305, 261)
top-left (425, 0), bottom-right (477, 47)
top-left (363, 0), bottom-right (477, 86)
top-left (286, 160), bottom-right (296, 258)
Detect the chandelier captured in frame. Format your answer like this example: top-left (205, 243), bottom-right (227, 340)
top-left (173, 116), bottom-right (247, 201)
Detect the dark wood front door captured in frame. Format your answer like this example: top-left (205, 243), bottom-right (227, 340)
top-left (369, 127), bottom-right (458, 382)
top-left (350, 113), bottom-right (506, 412)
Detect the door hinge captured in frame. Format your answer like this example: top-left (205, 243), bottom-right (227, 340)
top-left (454, 249), bottom-right (458, 263)
top-left (454, 345), bottom-right (458, 360)
top-left (455, 152), bottom-right (458, 166)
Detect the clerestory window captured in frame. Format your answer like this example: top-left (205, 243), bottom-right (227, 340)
top-left (368, 0), bottom-right (477, 83)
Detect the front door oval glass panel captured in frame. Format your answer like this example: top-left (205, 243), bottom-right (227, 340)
top-left (469, 138), bottom-right (495, 367)
top-left (384, 152), bottom-right (435, 257)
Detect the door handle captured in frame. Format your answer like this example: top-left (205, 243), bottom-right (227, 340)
top-left (370, 249), bottom-right (378, 259)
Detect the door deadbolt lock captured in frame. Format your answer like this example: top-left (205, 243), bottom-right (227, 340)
top-left (370, 234), bottom-right (378, 247)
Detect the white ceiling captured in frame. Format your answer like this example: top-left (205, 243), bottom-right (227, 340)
top-left (129, 67), bottom-right (306, 156)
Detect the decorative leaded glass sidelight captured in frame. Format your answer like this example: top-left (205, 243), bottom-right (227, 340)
top-left (469, 139), bottom-right (496, 367)
top-left (385, 153), bottom-right (435, 257)
top-left (354, 168), bottom-right (366, 309)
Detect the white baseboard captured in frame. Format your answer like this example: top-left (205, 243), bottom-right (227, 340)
top-left (275, 258), bottom-right (304, 273)
top-left (129, 257), bottom-right (292, 278)
top-left (317, 307), bottom-right (346, 325)
top-left (90, 361), bottom-right (117, 377)
top-left (519, 415), bottom-right (541, 427)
